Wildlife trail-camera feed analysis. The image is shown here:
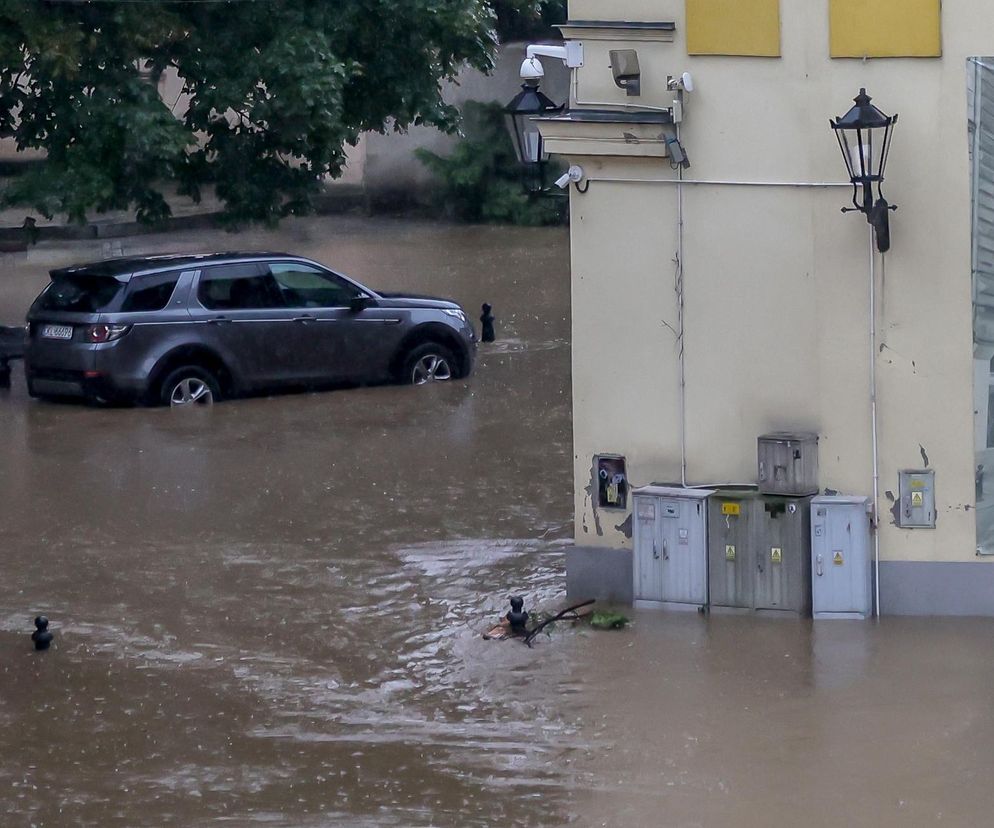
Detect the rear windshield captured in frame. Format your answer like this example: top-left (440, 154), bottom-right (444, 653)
top-left (39, 274), bottom-right (123, 313)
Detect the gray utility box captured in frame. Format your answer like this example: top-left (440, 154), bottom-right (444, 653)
top-left (754, 495), bottom-right (813, 615)
top-left (707, 492), bottom-right (813, 616)
top-left (897, 469), bottom-right (936, 528)
top-left (810, 496), bottom-right (873, 620)
top-left (633, 486), bottom-right (714, 610)
top-left (758, 432), bottom-right (819, 496)
top-left (707, 489), bottom-right (761, 611)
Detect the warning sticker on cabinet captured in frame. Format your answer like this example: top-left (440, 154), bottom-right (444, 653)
top-left (725, 545), bottom-right (736, 561)
top-left (771, 547), bottom-right (782, 564)
top-left (721, 502), bottom-right (740, 516)
top-left (911, 491), bottom-right (924, 508)
top-left (833, 551), bottom-right (844, 566)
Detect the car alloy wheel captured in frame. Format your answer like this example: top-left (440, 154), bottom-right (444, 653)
top-left (169, 377), bottom-right (214, 407)
top-left (159, 365), bottom-right (221, 408)
top-left (411, 354), bottom-right (453, 385)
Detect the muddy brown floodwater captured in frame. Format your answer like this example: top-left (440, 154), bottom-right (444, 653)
top-left (3, 216), bottom-right (994, 827)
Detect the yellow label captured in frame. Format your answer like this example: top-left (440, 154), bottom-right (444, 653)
top-left (911, 492), bottom-right (924, 507)
top-left (911, 480), bottom-right (926, 490)
top-left (725, 545), bottom-right (736, 561)
top-left (771, 547), bottom-right (782, 564)
top-left (833, 551), bottom-right (844, 566)
top-left (721, 502), bottom-right (741, 516)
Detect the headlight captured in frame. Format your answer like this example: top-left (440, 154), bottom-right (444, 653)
top-left (443, 309), bottom-right (467, 323)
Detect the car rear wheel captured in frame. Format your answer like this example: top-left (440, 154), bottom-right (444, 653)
top-left (159, 366), bottom-right (220, 408)
top-left (403, 343), bottom-right (457, 386)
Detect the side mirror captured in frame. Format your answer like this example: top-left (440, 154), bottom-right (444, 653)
top-left (349, 294), bottom-right (377, 313)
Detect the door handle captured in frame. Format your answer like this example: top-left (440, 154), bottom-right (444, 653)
top-left (816, 554), bottom-right (823, 577)
top-left (662, 539), bottom-right (669, 560)
top-left (209, 315), bottom-right (231, 324)
top-left (653, 541), bottom-right (659, 560)
top-left (293, 315), bottom-right (316, 323)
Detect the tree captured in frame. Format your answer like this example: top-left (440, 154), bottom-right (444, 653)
top-left (492, 0), bottom-right (566, 43)
top-left (0, 0), bottom-right (509, 225)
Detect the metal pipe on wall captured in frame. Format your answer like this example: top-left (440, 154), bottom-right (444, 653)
top-left (676, 126), bottom-right (689, 488)
top-left (871, 231), bottom-right (882, 618)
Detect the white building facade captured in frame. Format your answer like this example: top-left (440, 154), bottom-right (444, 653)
top-left (541, 0), bottom-right (994, 614)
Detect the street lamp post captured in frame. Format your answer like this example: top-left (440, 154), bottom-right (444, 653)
top-left (831, 88), bottom-right (899, 252)
top-left (504, 80), bottom-right (562, 194)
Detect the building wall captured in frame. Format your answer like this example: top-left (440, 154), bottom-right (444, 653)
top-left (560, 0), bottom-right (993, 609)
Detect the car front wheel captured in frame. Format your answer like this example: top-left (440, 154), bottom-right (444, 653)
top-left (159, 366), bottom-right (221, 408)
top-left (403, 343), bottom-right (457, 386)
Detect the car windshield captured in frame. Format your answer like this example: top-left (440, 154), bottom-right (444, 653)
top-left (39, 273), bottom-right (123, 313)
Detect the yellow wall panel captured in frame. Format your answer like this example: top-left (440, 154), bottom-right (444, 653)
top-left (830, 0), bottom-right (941, 57)
top-left (686, 0), bottom-right (781, 57)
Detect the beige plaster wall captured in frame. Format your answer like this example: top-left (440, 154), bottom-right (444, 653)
top-left (565, 0), bottom-right (984, 564)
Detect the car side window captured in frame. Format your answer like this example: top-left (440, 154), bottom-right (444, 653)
top-left (121, 271), bottom-right (181, 312)
top-left (198, 263), bottom-right (285, 310)
top-left (269, 263), bottom-right (360, 308)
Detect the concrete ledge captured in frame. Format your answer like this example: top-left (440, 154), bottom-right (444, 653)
top-left (0, 187), bottom-right (366, 246)
top-left (566, 545), bottom-right (633, 604)
top-left (880, 561), bottom-right (994, 616)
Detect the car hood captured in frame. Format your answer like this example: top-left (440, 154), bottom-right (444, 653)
top-left (374, 292), bottom-right (460, 310)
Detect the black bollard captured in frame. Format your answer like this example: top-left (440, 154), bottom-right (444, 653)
top-left (480, 303), bottom-right (495, 343)
top-left (31, 616), bottom-right (53, 651)
top-left (505, 596), bottom-right (529, 634)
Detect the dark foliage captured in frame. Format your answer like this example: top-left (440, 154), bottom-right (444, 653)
top-left (493, 0), bottom-right (567, 43)
top-left (0, 0), bottom-right (503, 225)
top-left (415, 100), bottom-right (565, 226)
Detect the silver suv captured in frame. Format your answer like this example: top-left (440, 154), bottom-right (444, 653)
top-left (25, 252), bottom-right (476, 406)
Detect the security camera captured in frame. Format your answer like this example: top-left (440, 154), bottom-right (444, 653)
top-left (520, 42), bottom-right (584, 80)
top-left (665, 136), bottom-right (690, 169)
top-left (555, 165), bottom-right (585, 189)
top-left (520, 56), bottom-right (545, 81)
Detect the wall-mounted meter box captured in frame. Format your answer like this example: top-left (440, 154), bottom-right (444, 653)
top-left (633, 486), bottom-right (713, 611)
top-left (758, 432), bottom-right (819, 496)
top-left (811, 496), bottom-right (873, 619)
top-left (897, 470), bottom-right (936, 528)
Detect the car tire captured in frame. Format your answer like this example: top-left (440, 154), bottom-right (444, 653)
top-left (159, 365), bottom-right (221, 408)
top-left (403, 343), bottom-right (458, 386)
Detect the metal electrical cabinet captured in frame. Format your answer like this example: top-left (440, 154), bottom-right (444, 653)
top-left (633, 486), bottom-right (714, 610)
top-left (753, 495), bottom-right (813, 616)
top-left (811, 496), bottom-right (873, 619)
top-left (758, 432), bottom-right (819, 496)
top-left (897, 470), bottom-right (936, 528)
top-left (707, 490), bottom-right (760, 611)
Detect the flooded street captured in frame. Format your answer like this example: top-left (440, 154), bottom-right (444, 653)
top-left (2, 217), bottom-right (994, 826)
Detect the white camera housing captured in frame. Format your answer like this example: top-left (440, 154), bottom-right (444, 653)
top-left (519, 42), bottom-right (584, 80)
top-left (555, 165), bottom-right (585, 189)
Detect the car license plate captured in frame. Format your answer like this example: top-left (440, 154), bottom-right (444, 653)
top-left (40, 324), bottom-right (73, 340)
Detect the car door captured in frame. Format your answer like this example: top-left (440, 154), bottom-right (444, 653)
top-left (267, 262), bottom-right (392, 384)
top-left (189, 262), bottom-right (301, 389)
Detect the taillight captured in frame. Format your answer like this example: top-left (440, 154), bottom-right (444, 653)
top-left (85, 324), bottom-right (131, 343)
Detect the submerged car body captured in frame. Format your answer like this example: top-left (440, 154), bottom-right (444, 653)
top-left (25, 252), bottom-right (476, 405)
